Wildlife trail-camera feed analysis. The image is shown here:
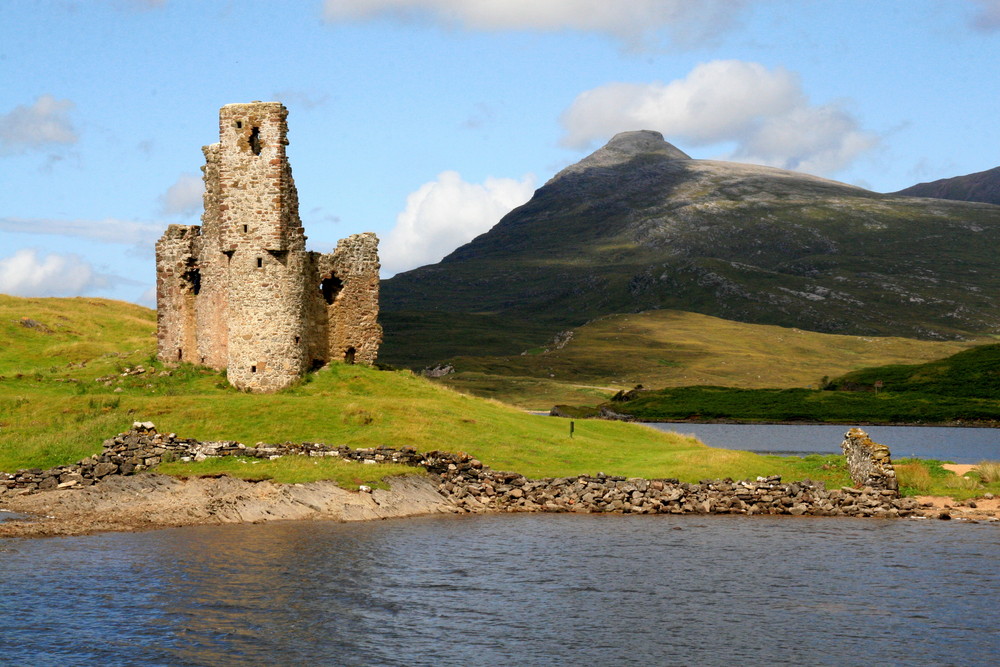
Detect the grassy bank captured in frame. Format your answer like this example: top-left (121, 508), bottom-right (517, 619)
top-left (1, 295), bottom-right (993, 498)
top-left (1, 296), bottom-right (838, 487)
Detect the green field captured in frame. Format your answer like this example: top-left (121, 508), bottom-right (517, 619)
top-left (428, 310), bottom-right (981, 408)
top-left (601, 343), bottom-right (1000, 425)
top-left (1, 294), bottom-right (994, 498)
top-left (604, 386), bottom-right (1000, 424)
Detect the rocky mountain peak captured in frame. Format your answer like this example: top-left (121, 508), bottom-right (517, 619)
top-left (547, 130), bottom-right (691, 184)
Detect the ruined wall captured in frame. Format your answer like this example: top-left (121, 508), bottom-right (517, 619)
top-left (155, 101), bottom-right (381, 392)
top-left (841, 428), bottom-right (899, 492)
top-left (194, 143), bottom-right (228, 369)
top-left (317, 232), bottom-right (383, 365)
top-left (155, 225), bottom-right (201, 365)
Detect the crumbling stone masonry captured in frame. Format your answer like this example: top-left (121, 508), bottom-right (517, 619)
top-left (156, 102), bottom-right (381, 392)
top-left (841, 428), bottom-right (898, 492)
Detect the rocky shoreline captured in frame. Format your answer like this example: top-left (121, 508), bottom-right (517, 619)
top-left (1, 423), bottom-right (996, 538)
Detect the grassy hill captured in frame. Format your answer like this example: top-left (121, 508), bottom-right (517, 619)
top-left (827, 344), bottom-right (1000, 398)
top-left (381, 132), bottom-right (1000, 369)
top-left (429, 310), bottom-right (981, 408)
top-left (601, 344), bottom-right (1000, 426)
top-left (0, 294), bottom-right (854, 487)
top-left (607, 386), bottom-right (1000, 425)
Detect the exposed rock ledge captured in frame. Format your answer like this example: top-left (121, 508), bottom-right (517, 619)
top-left (0, 473), bottom-right (458, 538)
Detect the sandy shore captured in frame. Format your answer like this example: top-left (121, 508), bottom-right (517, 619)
top-left (0, 473), bottom-right (460, 538)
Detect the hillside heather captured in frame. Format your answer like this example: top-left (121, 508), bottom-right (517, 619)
top-left (893, 165), bottom-right (1000, 206)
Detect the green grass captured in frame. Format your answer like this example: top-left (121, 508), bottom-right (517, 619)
top-left (895, 459), bottom-right (1000, 500)
top-left (607, 386), bottom-right (1000, 425)
top-left (156, 456), bottom-right (424, 490)
top-left (429, 310), bottom-right (979, 408)
top-left (2, 295), bottom-right (994, 500)
top-left (0, 296), bottom-right (790, 486)
top-left (828, 344), bottom-right (1000, 398)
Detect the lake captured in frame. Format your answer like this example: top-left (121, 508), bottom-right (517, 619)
top-left (1, 514), bottom-right (998, 666)
top-left (649, 423), bottom-right (1000, 463)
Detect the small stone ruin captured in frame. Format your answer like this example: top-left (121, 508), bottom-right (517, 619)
top-left (841, 427), bottom-right (898, 492)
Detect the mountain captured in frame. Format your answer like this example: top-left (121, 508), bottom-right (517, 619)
top-left (893, 166), bottom-right (1000, 206)
top-left (380, 131), bottom-right (1000, 366)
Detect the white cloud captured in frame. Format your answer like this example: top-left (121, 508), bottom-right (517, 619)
top-left (0, 95), bottom-right (78, 155)
top-left (380, 170), bottom-right (535, 276)
top-left (970, 0), bottom-right (1000, 30)
top-left (159, 173), bottom-right (204, 217)
top-left (559, 60), bottom-right (877, 175)
top-left (0, 249), bottom-right (107, 297)
top-left (322, 0), bottom-right (748, 49)
top-left (138, 285), bottom-right (157, 308)
top-left (0, 217), bottom-right (164, 247)
top-left (733, 104), bottom-right (877, 175)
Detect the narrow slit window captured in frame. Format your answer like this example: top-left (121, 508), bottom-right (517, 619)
top-left (177, 348), bottom-right (183, 361)
top-left (257, 257), bottom-right (263, 268)
top-left (243, 224), bottom-right (248, 233)
top-left (249, 126), bottom-right (261, 156)
top-left (251, 365), bottom-right (257, 374)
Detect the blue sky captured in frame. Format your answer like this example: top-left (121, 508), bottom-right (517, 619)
top-left (1, 0), bottom-right (998, 306)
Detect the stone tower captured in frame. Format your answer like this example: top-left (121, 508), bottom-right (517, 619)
top-left (155, 102), bottom-right (382, 392)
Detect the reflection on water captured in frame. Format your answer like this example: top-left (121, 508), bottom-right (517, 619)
top-left (651, 423), bottom-right (1000, 463)
top-left (1, 515), bottom-right (998, 666)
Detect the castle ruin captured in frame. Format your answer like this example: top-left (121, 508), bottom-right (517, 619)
top-left (155, 102), bottom-right (381, 392)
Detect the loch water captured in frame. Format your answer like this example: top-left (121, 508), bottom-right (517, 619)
top-left (1, 513), bottom-right (998, 666)
top-left (649, 422), bottom-right (1000, 463)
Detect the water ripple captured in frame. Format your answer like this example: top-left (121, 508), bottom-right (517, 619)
top-left (0, 515), bottom-right (998, 666)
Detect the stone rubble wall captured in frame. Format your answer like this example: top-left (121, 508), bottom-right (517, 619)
top-left (841, 427), bottom-right (898, 492)
top-left (1, 424), bottom-right (917, 519)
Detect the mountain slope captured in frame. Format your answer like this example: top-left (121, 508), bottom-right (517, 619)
top-left (893, 166), bottom-right (1000, 206)
top-left (381, 131), bottom-right (1000, 365)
